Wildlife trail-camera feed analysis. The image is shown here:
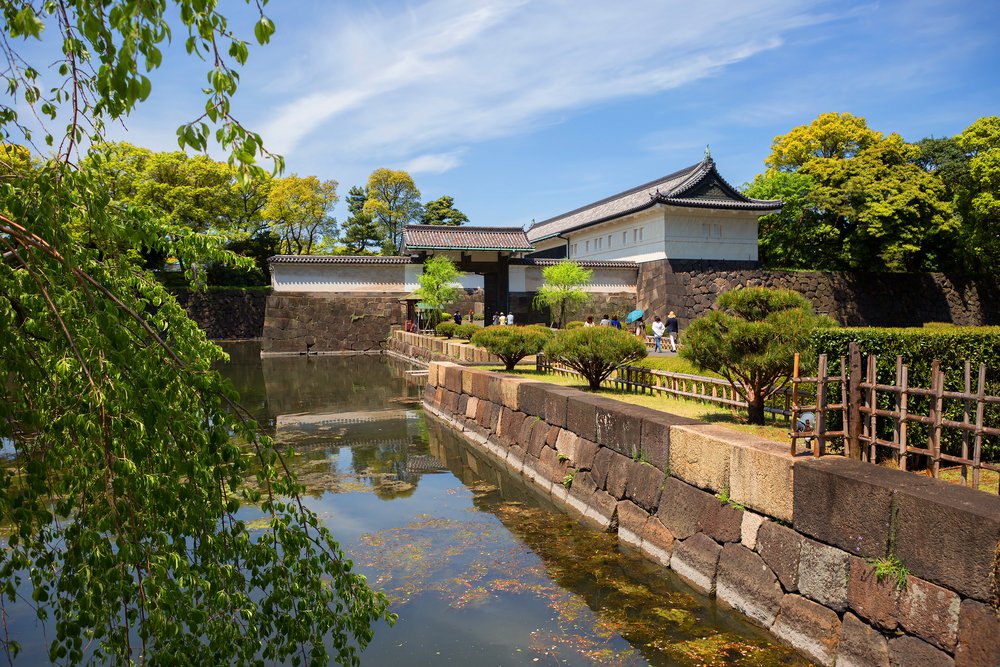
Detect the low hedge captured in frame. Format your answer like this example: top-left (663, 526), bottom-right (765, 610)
top-left (566, 321), bottom-right (585, 330)
top-left (453, 323), bottom-right (478, 340)
top-left (435, 322), bottom-right (458, 338)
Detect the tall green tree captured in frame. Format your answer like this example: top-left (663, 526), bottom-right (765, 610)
top-left (531, 260), bottom-right (592, 328)
top-left (0, 2), bottom-right (391, 664)
top-left (414, 256), bottom-right (463, 327)
top-left (420, 195), bottom-right (469, 226)
top-left (262, 174), bottom-right (339, 255)
top-left (754, 113), bottom-right (956, 271)
top-left (341, 185), bottom-right (384, 253)
top-left (956, 116), bottom-right (1000, 273)
top-left (363, 168), bottom-right (422, 254)
top-left (682, 287), bottom-right (835, 425)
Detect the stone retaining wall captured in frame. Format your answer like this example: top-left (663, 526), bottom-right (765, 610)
top-left (423, 361), bottom-right (1000, 666)
top-left (638, 259), bottom-right (1000, 328)
top-left (173, 289), bottom-right (268, 339)
top-left (262, 292), bottom-right (406, 354)
top-left (387, 330), bottom-right (500, 365)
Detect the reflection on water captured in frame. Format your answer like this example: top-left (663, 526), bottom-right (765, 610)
top-left (216, 343), bottom-right (808, 666)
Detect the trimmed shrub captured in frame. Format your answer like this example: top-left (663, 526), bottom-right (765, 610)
top-left (453, 323), bottom-right (478, 340)
top-left (566, 321), bottom-right (585, 330)
top-left (435, 321), bottom-right (457, 338)
top-left (543, 327), bottom-right (647, 390)
top-left (471, 325), bottom-right (554, 371)
top-left (682, 287), bottom-right (835, 424)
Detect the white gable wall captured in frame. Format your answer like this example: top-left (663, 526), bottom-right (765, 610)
top-left (564, 208), bottom-right (667, 263)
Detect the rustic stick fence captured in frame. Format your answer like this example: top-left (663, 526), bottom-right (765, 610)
top-left (535, 355), bottom-right (796, 417)
top-left (790, 342), bottom-right (1000, 492)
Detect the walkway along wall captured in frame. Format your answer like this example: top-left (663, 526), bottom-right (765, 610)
top-left (638, 259), bottom-right (1000, 328)
top-left (422, 360), bottom-right (1000, 666)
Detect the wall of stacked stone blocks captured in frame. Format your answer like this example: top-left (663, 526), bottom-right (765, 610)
top-left (638, 260), bottom-right (1000, 328)
top-left (422, 359), bottom-right (1000, 667)
top-left (389, 330), bottom-right (501, 365)
top-left (261, 293), bottom-right (407, 354)
top-left (173, 289), bottom-right (268, 340)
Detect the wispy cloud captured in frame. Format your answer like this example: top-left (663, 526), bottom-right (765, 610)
top-left (255, 0), bottom-right (833, 174)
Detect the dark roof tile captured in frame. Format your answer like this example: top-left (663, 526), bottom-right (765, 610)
top-left (404, 225), bottom-right (533, 251)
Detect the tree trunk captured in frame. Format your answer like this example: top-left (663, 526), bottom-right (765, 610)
top-left (746, 393), bottom-right (766, 425)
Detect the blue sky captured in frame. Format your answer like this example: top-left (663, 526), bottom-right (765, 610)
top-left (64, 1), bottom-right (1000, 227)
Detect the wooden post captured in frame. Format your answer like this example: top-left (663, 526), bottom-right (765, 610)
top-left (893, 356), bottom-right (903, 467)
top-left (973, 364), bottom-right (985, 492)
top-left (962, 361), bottom-right (971, 487)
top-left (899, 364), bottom-right (909, 471)
top-left (867, 353), bottom-right (878, 463)
top-left (816, 354), bottom-right (828, 457)
top-left (929, 360), bottom-right (944, 478)
top-left (847, 342), bottom-right (862, 459)
top-left (790, 353), bottom-right (800, 456)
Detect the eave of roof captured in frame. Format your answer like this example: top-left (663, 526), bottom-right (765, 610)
top-left (510, 258), bottom-right (637, 269)
top-left (403, 224), bottom-right (534, 251)
top-left (268, 255), bottom-right (417, 264)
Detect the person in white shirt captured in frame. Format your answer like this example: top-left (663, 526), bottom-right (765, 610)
top-left (506, 312), bottom-right (514, 326)
top-left (651, 316), bottom-right (665, 353)
top-left (599, 314), bottom-right (609, 326)
top-left (583, 316), bottom-right (595, 327)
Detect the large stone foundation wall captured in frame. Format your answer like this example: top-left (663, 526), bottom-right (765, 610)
top-left (387, 330), bottom-right (501, 365)
top-left (261, 292), bottom-right (406, 354)
top-left (174, 289), bottom-right (268, 339)
top-left (638, 259), bottom-right (1000, 328)
top-left (423, 361), bottom-right (1000, 666)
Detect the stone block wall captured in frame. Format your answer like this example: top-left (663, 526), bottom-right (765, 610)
top-left (638, 259), bottom-right (1000, 328)
top-left (387, 330), bottom-right (501, 365)
top-left (423, 361), bottom-right (1000, 666)
top-left (261, 292), bottom-right (406, 354)
top-left (173, 288), bottom-right (268, 339)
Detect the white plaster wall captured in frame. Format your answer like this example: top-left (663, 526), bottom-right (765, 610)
top-left (522, 266), bottom-right (636, 294)
top-left (565, 209), bottom-right (667, 263)
top-left (530, 237), bottom-right (567, 255)
top-left (663, 208), bottom-right (759, 261)
top-left (271, 263), bottom-right (410, 293)
top-left (509, 265), bottom-right (527, 292)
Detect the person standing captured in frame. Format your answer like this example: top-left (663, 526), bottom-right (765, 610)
top-left (506, 312), bottom-right (514, 326)
top-left (453, 310), bottom-right (462, 326)
top-left (610, 315), bottom-right (622, 330)
top-left (492, 312), bottom-right (500, 326)
top-left (497, 312), bottom-right (505, 325)
top-left (599, 314), bottom-right (610, 326)
top-left (584, 316), bottom-right (595, 327)
top-left (666, 311), bottom-right (679, 352)
top-left (651, 316), bottom-right (665, 353)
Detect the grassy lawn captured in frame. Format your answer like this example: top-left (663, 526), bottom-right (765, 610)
top-left (490, 366), bottom-right (790, 442)
top-left (634, 356), bottom-right (724, 379)
top-left (935, 466), bottom-right (1000, 493)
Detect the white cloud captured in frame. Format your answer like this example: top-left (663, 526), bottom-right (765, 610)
top-left (254, 0), bottom-right (834, 170)
top-left (399, 150), bottom-right (466, 175)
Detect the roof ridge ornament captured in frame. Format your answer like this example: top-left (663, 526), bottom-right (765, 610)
top-left (705, 144), bottom-right (712, 161)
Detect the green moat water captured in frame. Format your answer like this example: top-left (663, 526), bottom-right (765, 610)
top-left (220, 343), bottom-right (809, 666)
top-left (2, 343), bottom-right (808, 665)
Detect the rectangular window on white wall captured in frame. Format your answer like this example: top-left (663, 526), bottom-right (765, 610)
top-left (714, 224), bottom-right (722, 237)
top-left (638, 227), bottom-right (644, 241)
top-left (585, 240), bottom-right (590, 252)
top-left (632, 229), bottom-right (637, 243)
top-left (597, 237), bottom-right (602, 250)
top-left (622, 231), bottom-right (628, 244)
top-left (572, 243), bottom-right (578, 256)
top-left (608, 234), bottom-right (613, 247)
top-left (702, 223), bottom-right (710, 238)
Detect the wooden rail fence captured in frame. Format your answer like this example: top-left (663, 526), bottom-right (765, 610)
top-left (790, 342), bottom-right (1000, 492)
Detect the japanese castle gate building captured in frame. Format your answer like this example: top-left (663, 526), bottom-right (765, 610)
top-left (264, 156), bottom-right (780, 353)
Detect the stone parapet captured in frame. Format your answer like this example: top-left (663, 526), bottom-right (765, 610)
top-left (387, 330), bottom-right (501, 365)
top-left (422, 361), bottom-right (1000, 667)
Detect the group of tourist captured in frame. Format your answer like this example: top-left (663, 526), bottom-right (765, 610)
top-left (490, 311), bottom-right (515, 326)
top-left (582, 311), bottom-right (679, 353)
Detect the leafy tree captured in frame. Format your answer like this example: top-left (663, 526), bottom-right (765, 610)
top-left (543, 327), bottom-right (647, 390)
top-left (681, 287), bottom-right (835, 425)
top-left (531, 260), bottom-right (593, 328)
top-left (0, 1), bottom-right (391, 664)
top-left (363, 168), bottom-right (422, 254)
top-left (415, 256), bottom-right (462, 327)
top-left (743, 172), bottom-right (829, 269)
top-left (420, 195), bottom-right (469, 226)
top-left (756, 113), bottom-right (956, 271)
top-left (472, 326), bottom-right (554, 371)
top-left (955, 116), bottom-right (1000, 273)
top-left (341, 185), bottom-right (384, 253)
top-left (262, 174), bottom-right (339, 255)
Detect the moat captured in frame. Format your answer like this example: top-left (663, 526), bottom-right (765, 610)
top-left (218, 343), bottom-right (807, 666)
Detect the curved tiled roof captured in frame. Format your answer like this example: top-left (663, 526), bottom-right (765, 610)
top-left (403, 225), bottom-right (533, 252)
top-left (527, 158), bottom-right (781, 242)
top-left (510, 258), bottom-right (637, 269)
top-left (268, 255), bottom-right (417, 264)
